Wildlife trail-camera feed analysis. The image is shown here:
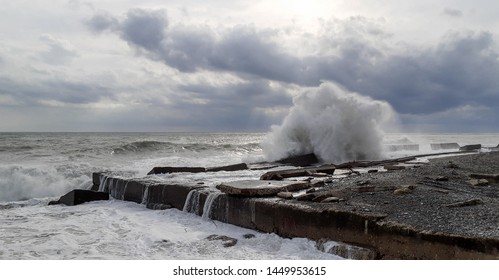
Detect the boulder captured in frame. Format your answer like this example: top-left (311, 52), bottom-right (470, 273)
top-left (206, 234), bottom-right (238, 247)
top-left (467, 179), bottom-right (489, 186)
top-left (393, 185), bottom-right (415, 195)
top-left (459, 144), bottom-right (482, 151)
top-left (276, 153), bottom-right (319, 166)
top-left (216, 180), bottom-right (310, 197)
top-left (54, 189), bottom-right (109, 206)
top-left (276, 192), bottom-right (294, 199)
top-left (469, 173), bottom-right (499, 183)
top-left (147, 166), bottom-right (206, 175)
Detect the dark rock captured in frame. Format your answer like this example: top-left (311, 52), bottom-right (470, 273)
top-left (243, 233), bottom-right (256, 239)
top-left (446, 161), bottom-right (459, 169)
top-left (276, 153), bottom-right (319, 166)
top-left (368, 169), bottom-right (378, 173)
top-left (217, 180), bottom-right (310, 197)
top-left (206, 234), bottom-right (238, 247)
top-left (146, 203), bottom-right (172, 210)
top-left (469, 173), bottom-right (499, 183)
top-left (147, 166), bottom-right (206, 175)
top-left (48, 200), bottom-right (61, 205)
top-left (57, 189), bottom-right (109, 206)
top-left (445, 199), bottom-right (484, 208)
top-left (277, 192), bottom-right (294, 199)
top-left (207, 163), bottom-right (248, 172)
top-left (459, 144), bottom-right (482, 151)
top-left (435, 176), bottom-right (449, 182)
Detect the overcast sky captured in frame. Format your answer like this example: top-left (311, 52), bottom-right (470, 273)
top-left (1, 0), bottom-right (499, 132)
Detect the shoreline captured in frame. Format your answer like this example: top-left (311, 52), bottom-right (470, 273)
top-left (88, 151), bottom-right (499, 259)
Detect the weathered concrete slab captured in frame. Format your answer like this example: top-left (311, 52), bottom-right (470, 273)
top-left (431, 143), bottom-right (460, 150)
top-left (216, 180), bottom-right (310, 197)
top-left (207, 163), bottom-right (248, 172)
top-left (51, 189), bottom-right (109, 206)
top-left (276, 153), bottom-right (319, 166)
top-left (459, 144), bottom-right (482, 151)
top-left (260, 165), bottom-right (335, 180)
top-left (147, 166), bottom-right (206, 175)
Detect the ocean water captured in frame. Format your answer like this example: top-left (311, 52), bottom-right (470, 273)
top-left (1, 132), bottom-right (498, 259)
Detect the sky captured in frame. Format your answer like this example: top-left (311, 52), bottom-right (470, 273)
top-left (1, 0), bottom-right (499, 132)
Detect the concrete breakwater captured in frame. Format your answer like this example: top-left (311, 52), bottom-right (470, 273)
top-left (90, 152), bottom-right (499, 259)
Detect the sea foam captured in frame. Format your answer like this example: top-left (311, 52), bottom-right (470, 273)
top-left (262, 82), bottom-right (396, 163)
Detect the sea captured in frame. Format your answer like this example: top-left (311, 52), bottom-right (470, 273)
top-left (1, 132), bottom-right (499, 260)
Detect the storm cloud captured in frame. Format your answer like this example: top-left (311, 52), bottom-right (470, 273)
top-left (87, 8), bottom-right (499, 130)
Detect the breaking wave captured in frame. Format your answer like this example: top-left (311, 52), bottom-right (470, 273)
top-left (0, 165), bottom-right (91, 202)
top-left (262, 82), bottom-right (397, 163)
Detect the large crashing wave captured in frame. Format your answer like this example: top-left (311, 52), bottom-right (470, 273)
top-left (262, 82), bottom-right (397, 163)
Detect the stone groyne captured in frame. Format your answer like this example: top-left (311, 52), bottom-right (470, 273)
top-left (89, 151), bottom-right (499, 259)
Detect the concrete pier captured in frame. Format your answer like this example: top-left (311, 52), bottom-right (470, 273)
top-left (90, 152), bottom-right (499, 260)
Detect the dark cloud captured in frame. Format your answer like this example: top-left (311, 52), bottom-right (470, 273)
top-left (119, 9), bottom-right (168, 52)
top-left (84, 9), bottom-right (499, 131)
top-left (443, 8), bottom-right (464, 17)
top-left (85, 12), bottom-right (119, 33)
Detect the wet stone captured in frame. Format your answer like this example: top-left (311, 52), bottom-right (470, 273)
top-left (467, 179), bottom-right (489, 187)
top-left (206, 234), bottom-right (238, 247)
top-left (216, 180), bottom-right (310, 197)
top-left (277, 192), bottom-right (294, 199)
top-left (321, 197), bottom-right (340, 203)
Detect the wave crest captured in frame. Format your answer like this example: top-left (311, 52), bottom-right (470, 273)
top-left (262, 82), bottom-right (397, 163)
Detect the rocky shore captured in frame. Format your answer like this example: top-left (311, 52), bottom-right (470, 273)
top-left (56, 150), bottom-right (499, 259)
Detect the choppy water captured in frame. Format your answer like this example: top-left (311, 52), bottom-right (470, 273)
top-left (1, 132), bottom-right (498, 259)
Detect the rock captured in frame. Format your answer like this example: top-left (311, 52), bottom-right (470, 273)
top-left (206, 234), bottom-right (238, 247)
top-left (467, 179), bottom-right (489, 186)
top-left (430, 143), bottom-right (460, 150)
top-left (276, 153), bottom-right (319, 166)
top-left (48, 200), bottom-right (61, 205)
top-left (243, 234), bottom-right (256, 239)
top-left (55, 189), bottom-right (109, 206)
top-left (435, 176), bottom-right (449, 182)
top-left (445, 199), bottom-right (484, 208)
top-left (459, 144), bottom-right (482, 151)
top-left (368, 169), bottom-right (378, 173)
top-left (276, 192), bottom-right (294, 199)
top-left (146, 203), bottom-right (172, 210)
top-left (147, 166), bottom-right (206, 175)
top-left (321, 197), bottom-right (340, 203)
top-left (207, 163), bottom-right (248, 172)
top-left (306, 188), bottom-right (317, 194)
top-left (469, 173), bottom-right (499, 183)
top-left (356, 180), bottom-right (370, 186)
top-left (446, 161), bottom-right (459, 169)
top-left (295, 193), bottom-right (316, 201)
top-left (216, 180), bottom-right (310, 197)
top-left (393, 185), bottom-right (415, 195)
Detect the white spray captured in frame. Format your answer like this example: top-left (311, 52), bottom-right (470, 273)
top-left (262, 82), bottom-right (396, 163)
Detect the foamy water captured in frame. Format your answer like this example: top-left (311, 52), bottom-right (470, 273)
top-left (1, 131), bottom-right (498, 259)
